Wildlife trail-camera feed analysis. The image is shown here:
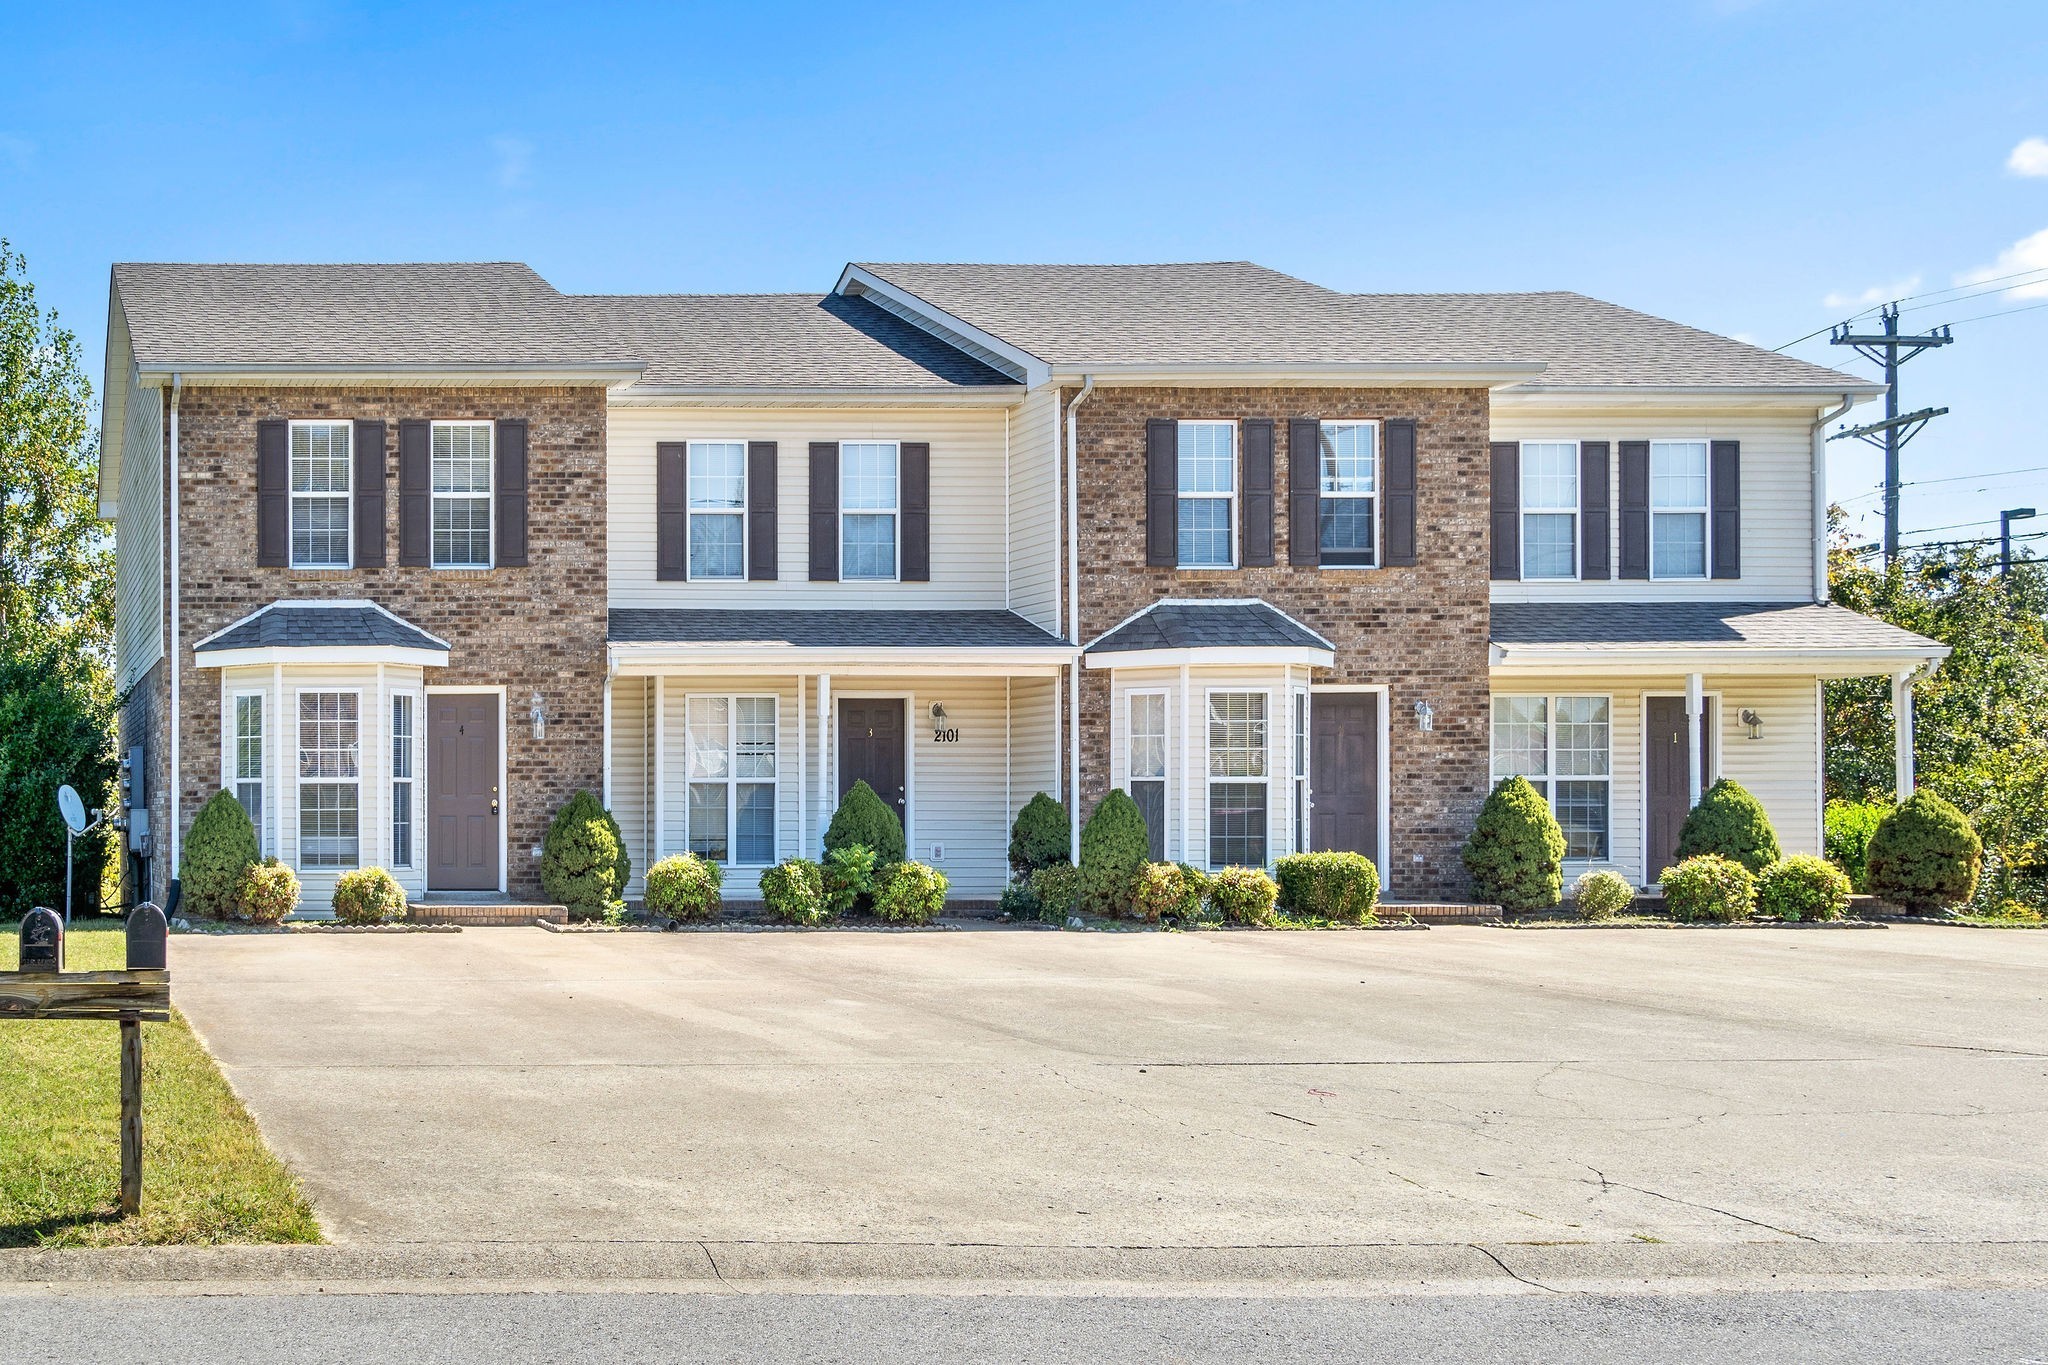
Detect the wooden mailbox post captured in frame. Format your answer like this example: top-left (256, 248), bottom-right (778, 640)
top-left (1, 904), bottom-right (171, 1216)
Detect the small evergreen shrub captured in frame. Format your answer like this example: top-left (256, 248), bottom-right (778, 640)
top-left (1008, 793), bottom-right (1071, 877)
top-left (1131, 861), bottom-right (1206, 923)
top-left (332, 867), bottom-right (407, 925)
top-left (1571, 869), bottom-right (1634, 922)
top-left (1274, 852), bottom-right (1381, 923)
top-left (1864, 790), bottom-right (1983, 912)
top-left (1675, 779), bottom-right (1782, 874)
top-left (1210, 865), bottom-right (1280, 926)
top-left (180, 789), bottom-right (261, 920)
top-left (823, 845), bottom-right (879, 918)
top-left (1078, 789), bottom-right (1151, 917)
top-left (541, 790), bottom-right (630, 922)
top-left (644, 853), bottom-right (722, 923)
top-left (1756, 854), bottom-right (1852, 922)
top-left (824, 781), bottom-right (906, 867)
top-left (1030, 863), bottom-right (1082, 921)
top-left (1661, 854), bottom-right (1756, 923)
top-left (998, 878), bottom-right (1042, 920)
top-left (1462, 777), bottom-right (1566, 912)
top-left (1824, 799), bottom-right (1892, 893)
top-left (874, 860), bottom-right (949, 925)
top-left (760, 858), bottom-right (830, 926)
top-left (234, 857), bottom-right (300, 925)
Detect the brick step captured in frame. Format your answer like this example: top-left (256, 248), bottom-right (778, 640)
top-left (408, 902), bottom-right (565, 927)
top-left (1383, 902), bottom-right (1503, 924)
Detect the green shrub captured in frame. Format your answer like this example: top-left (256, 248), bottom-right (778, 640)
top-left (998, 878), bottom-right (1042, 920)
top-left (234, 858), bottom-right (299, 925)
top-left (540, 790), bottom-right (631, 922)
top-left (1824, 798), bottom-right (1892, 893)
top-left (1462, 776), bottom-right (1565, 912)
top-left (1030, 863), bottom-right (1082, 921)
top-left (1131, 861), bottom-right (1206, 923)
top-left (1660, 854), bottom-right (1756, 923)
top-left (1210, 865), bottom-right (1279, 926)
top-left (180, 789), bottom-right (261, 920)
top-left (824, 845), bottom-right (879, 918)
top-left (644, 853), bottom-right (722, 923)
top-left (1078, 789), bottom-right (1151, 917)
top-left (1864, 790), bottom-right (1983, 912)
top-left (824, 781), bottom-right (906, 867)
top-left (332, 867), bottom-right (407, 925)
top-left (874, 860), bottom-right (949, 924)
top-left (1008, 793), bottom-right (1071, 877)
top-left (1571, 869), bottom-right (1634, 921)
top-left (1756, 854), bottom-right (1852, 922)
top-left (760, 858), bottom-right (830, 926)
top-left (1274, 852), bottom-right (1381, 923)
top-left (1675, 778), bottom-right (1782, 874)
top-left (0, 640), bottom-right (118, 921)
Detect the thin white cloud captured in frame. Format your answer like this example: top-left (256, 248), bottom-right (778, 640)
top-left (1961, 228), bottom-right (2048, 299)
top-left (1822, 276), bottom-right (1920, 311)
top-left (490, 136), bottom-right (533, 192)
top-left (2008, 137), bottom-right (2048, 178)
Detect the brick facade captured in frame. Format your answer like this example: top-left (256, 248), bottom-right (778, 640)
top-left (1066, 385), bottom-right (1493, 899)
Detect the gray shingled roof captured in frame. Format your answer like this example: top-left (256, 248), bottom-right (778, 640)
top-left (576, 293), bottom-right (1014, 391)
top-left (1490, 602), bottom-right (1942, 653)
top-left (194, 602), bottom-right (450, 656)
top-left (608, 609), bottom-right (1069, 650)
top-left (1086, 601), bottom-right (1334, 655)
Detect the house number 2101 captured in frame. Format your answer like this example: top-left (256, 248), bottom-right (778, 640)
top-left (931, 727), bottom-right (962, 743)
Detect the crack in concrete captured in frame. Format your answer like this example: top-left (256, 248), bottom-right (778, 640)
top-left (1581, 1166), bottom-right (1815, 1242)
top-left (1470, 1244), bottom-right (1561, 1293)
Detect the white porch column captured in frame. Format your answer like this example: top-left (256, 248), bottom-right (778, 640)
top-left (601, 673), bottom-right (613, 810)
top-left (1685, 671), bottom-right (1705, 807)
top-left (1893, 669), bottom-right (1917, 796)
top-left (653, 676), bottom-right (666, 861)
top-left (817, 673), bottom-right (832, 840)
top-left (796, 675), bottom-right (808, 857)
top-left (1068, 663), bottom-right (1082, 866)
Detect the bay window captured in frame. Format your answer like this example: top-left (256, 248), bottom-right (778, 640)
top-left (391, 693), bottom-right (416, 869)
top-left (233, 693), bottom-right (265, 853)
top-left (1127, 691), bottom-right (1168, 862)
top-left (298, 691), bottom-right (361, 867)
top-left (1490, 695), bottom-right (1612, 860)
top-left (1207, 690), bottom-right (1268, 867)
top-left (686, 695), bottom-right (777, 865)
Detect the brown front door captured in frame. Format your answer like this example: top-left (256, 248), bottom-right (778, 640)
top-left (838, 698), bottom-right (907, 828)
top-left (1645, 695), bottom-right (1713, 882)
top-left (1310, 692), bottom-right (1380, 866)
top-left (429, 693), bottom-right (500, 891)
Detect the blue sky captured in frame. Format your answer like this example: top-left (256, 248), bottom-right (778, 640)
top-left (4, 0), bottom-right (2043, 553)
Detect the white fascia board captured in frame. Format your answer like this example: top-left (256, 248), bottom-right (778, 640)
top-left (1496, 384), bottom-right (1887, 408)
top-left (1048, 362), bottom-right (1547, 389)
top-left (1083, 646), bottom-right (1335, 671)
top-left (193, 645), bottom-right (451, 669)
top-left (1488, 643), bottom-right (1949, 677)
top-left (98, 288), bottom-right (136, 517)
top-left (609, 385), bottom-right (1027, 408)
top-left (833, 266), bottom-right (1051, 387)
top-left (135, 363), bottom-right (645, 388)
top-left (608, 643), bottom-right (1076, 674)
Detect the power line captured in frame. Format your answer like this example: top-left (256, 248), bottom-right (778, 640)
top-left (1835, 465), bottom-right (2048, 507)
top-left (1848, 527), bottom-right (2048, 557)
top-left (1829, 304), bottom-right (1954, 564)
top-left (1917, 297), bottom-right (2048, 330)
top-left (1774, 265), bottom-right (2048, 351)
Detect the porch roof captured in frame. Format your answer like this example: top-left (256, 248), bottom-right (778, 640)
top-left (192, 600), bottom-right (451, 668)
top-left (1489, 601), bottom-right (1947, 675)
top-left (607, 608), bottom-right (1073, 673)
top-left (1082, 599), bottom-right (1335, 669)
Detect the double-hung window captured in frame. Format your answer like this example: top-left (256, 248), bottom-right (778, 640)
top-left (431, 421), bottom-right (493, 569)
top-left (688, 441), bottom-right (746, 580)
top-left (1126, 692), bottom-right (1168, 862)
top-left (1207, 691), bottom-right (1268, 867)
top-left (840, 441), bottom-right (899, 581)
top-left (686, 695), bottom-right (777, 865)
top-left (298, 691), bottom-right (360, 868)
top-left (1490, 695), bottom-right (1612, 860)
top-left (289, 421), bottom-right (352, 568)
top-left (1520, 441), bottom-right (1580, 579)
top-left (1649, 440), bottom-right (1710, 578)
top-left (1318, 422), bottom-right (1377, 566)
top-left (1177, 421), bottom-right (1236, 568)
top-left (233, 694), bottom-right (265, 853)
top-left (390, 693), bottom-right (417, 869)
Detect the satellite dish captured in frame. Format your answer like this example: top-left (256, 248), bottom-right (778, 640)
top-left (57, 784), bottom-right (88, 835)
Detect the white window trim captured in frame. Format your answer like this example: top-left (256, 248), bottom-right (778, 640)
top-left (1121, 686), bottom-right (1172, 859)
top-left (683, 693), bottom-right (781, 868)
top-left (1647, 438), bottom-right (1712, 582)
top-left (838, 440), bottom-right (901, 583)
top-left (1203, 685), bottom-right (1272, 871)
top-left (294, 686), bottom-right (364, 871)
top-left (1177, 420), bottom-right (1238, 570)
top-left (1489, 692), bottom-right (1615, 862)
top-left (225, 687), bottom-right (268, 857)
top-left (686, 438), bottom-right (748, 583)
top-left (389, 689), bottom-right (421, 870)
top-left (287, 419), bottom-right (353, 571)
top-left (430, 420), bottom-right (495, 571)
top-left (1317, 419), bottom-right (1381, 571)
top-left (1519, 438), bottom-right (1582, 582)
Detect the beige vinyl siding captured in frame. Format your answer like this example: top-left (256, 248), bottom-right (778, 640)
top-left (607, 406), bottom-right (1014, 609)
top-left (1007, 675), bottom-right (1060, 818)
top-left (1488, 401), bottom-right (1824, 604)
top-left (1006, 384), bottom-right (1061, 631)
top-left (609, 676), bottom-right (652, 897)
top-left (115, 376), bottom-right (164, 691)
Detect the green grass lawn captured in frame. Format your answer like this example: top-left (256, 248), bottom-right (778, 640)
top-left (1, 918), bottom-right (321, 1248)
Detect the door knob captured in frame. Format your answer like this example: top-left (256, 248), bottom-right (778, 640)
top-left (491, 799), bottom-right (500, 815)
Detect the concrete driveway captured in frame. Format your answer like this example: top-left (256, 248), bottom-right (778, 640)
top-left (167, 923), bottom-right (2047, 1273)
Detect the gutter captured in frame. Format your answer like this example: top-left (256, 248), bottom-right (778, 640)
top-left (1065, 375), bottom-right (1096, 865)
top-left (167, 373), bottom-right (182, 907)
top-left (1812, 393), bottom-right (1858, 603)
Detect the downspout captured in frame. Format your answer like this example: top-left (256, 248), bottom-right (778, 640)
top-left (1812, 393), bottom-right (1855, 604)
top-left (166, 374), bottom-right (183, 908)
top-left (1065, 376), bottom-right (1096, 865)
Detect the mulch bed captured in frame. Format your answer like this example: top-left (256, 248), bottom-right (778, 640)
top-left (1493, 917), bottom-right (1885, 931)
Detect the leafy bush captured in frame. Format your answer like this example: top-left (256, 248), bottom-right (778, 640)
top-left (180, 789), bottom-right (261, 920)
top-left (1824, 798), bottom-right (1892, 893)
top-left (1675, 778), bottom-right (1782, 874)
top-left (332, 867), bottom-right (407, 925)
top-left (874, 860), bottom-right (949, 924)
top-left (540, 790), bottom-right (631, 922)
top-left (1210, 865), bottom-right (1279, 926)
top-left (1660, 854), bottom-right (1756, 923)
top-left (760, 858), bottom-right (830, 926)
top-left (1571, 869), bottom-right (1634, 922)
top-left (1, 641), bottom-right (117, 920)
top-left (1030, 863), bottom-right (1082, 921)
top-left (1078, 789), bottom-right (1151, 917)
top-left (1865, 790), bottom-right (1983, 911)
top-left (1274, 852), bottom-right (1381, 923)
top-left (998, 878), bottom-right (1041, 920)
top-left (824, 781), bottom-right (906, 867)
top-left (234, 858), bottom-right (299, 925)
top-left (824, 845), bottom-right (879, 918)
top-left (1462, 777), bottom-right (1566, 912)
top-left (1008, 793), bottom-right (1071, 877)
top-left (1131, 861), bottom-right (1206, 923)
top-left (1756, 854), bottom-right (1852, 922)
top-left (644, 853), bottom-right (722, 923)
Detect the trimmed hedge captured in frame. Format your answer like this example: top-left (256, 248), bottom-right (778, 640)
top-left (1078, 789), bottom-right (1150, 918)
top-left (1661, 854), bottom-right (1756, 923)
top-left (1864, 790), bottom-right (1982, 912)
top-left (1462, 777), bottom-right (1566, 912)
top-left (824, 845), bottom-right (878, 918)
top-left (1274, 852), bottom-right (1380, 923)
top-left (332, 867), bottom-right (407, 925)
top-left (1824, 798), bottom-right (1892, 893)
top-left (824, 781), bottom-right (906, 867)
top-left (541, 790), bottom-right (630, 922)
top-left (1030, 863), bottom-right (1082, 921)
top-left (1571, 869), bottom-right (1634, 922)
top-left (180, 789), bottom-right (261, 920)
top-left (874, 860), bottom-right (949, 925)
top-left (1131, 861), bottom-right (1206, 923)
top-left (1008, 793), bottom-right (1071, 877)
top-left (998, 878), bottom-right (1042, 921)
top-left (1210, 865), bottom-right (1279, 926)
top-left (234, 858), bottom-right (299, 925)
top-left (761, 858), bottom-right (830, 926)
top-left (1756, 854), bottom-right (1852, 922)
top-left (644, 853), bottom-right (722, 923)
top-left (1675, 778), bottom-right (1782, 874)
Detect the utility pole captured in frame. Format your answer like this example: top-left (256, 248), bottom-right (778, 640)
top-left (1830, 304), bottom-right (1953, 565)
top-left (2002, 508), bottom-right (2039, 579)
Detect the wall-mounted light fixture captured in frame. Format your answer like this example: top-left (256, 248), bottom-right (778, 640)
top-left (530, 691), bottom-right (548, 742)
top-left (929, 701), bottom-right (948, 723)
top-left (1414, 699), bottom-right (1435, 733)
top-left (1740, 708), bottom-right (1764, 741)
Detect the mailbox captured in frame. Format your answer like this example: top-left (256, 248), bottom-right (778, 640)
top-left (126, 902), bottom-right (169, 971)
top-left (19, 906), bottom-right (63, 974)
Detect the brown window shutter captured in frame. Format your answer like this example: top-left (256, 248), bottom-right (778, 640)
top-left (1710, 440), bottom-right (1741, 579)
top-left (397, 420), bottom-right (431, 567)
top-left (1381, 419), bottom-right (1418, 567)
top-left (1145, 418), bottom-right (1177, 567)
top-left (747, 441), bottom-right (778, 581)
top-left (809, 442), bottom-right (840, 581)
top-left (655, 441), bottom-right (688, 581)
top-left (494, 418), bottom-right (528, 567)
top-left (256, 419), bottom-right (289, 567)
top-left (1579, 440), bottom-right (1610, 580)
top-left (1287, 418), bottom-right (1321, 567)
top-left (351, 420), bottom-right (387, 568)
top-left (1618, 440), bottom-right (1650, 579)
top-left (1240, 419), bottom-right (1276, 566)
top-left (900, 441), bottom-right (931, 582)
top-left (1489, 441), bottom-right (1520, 581)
